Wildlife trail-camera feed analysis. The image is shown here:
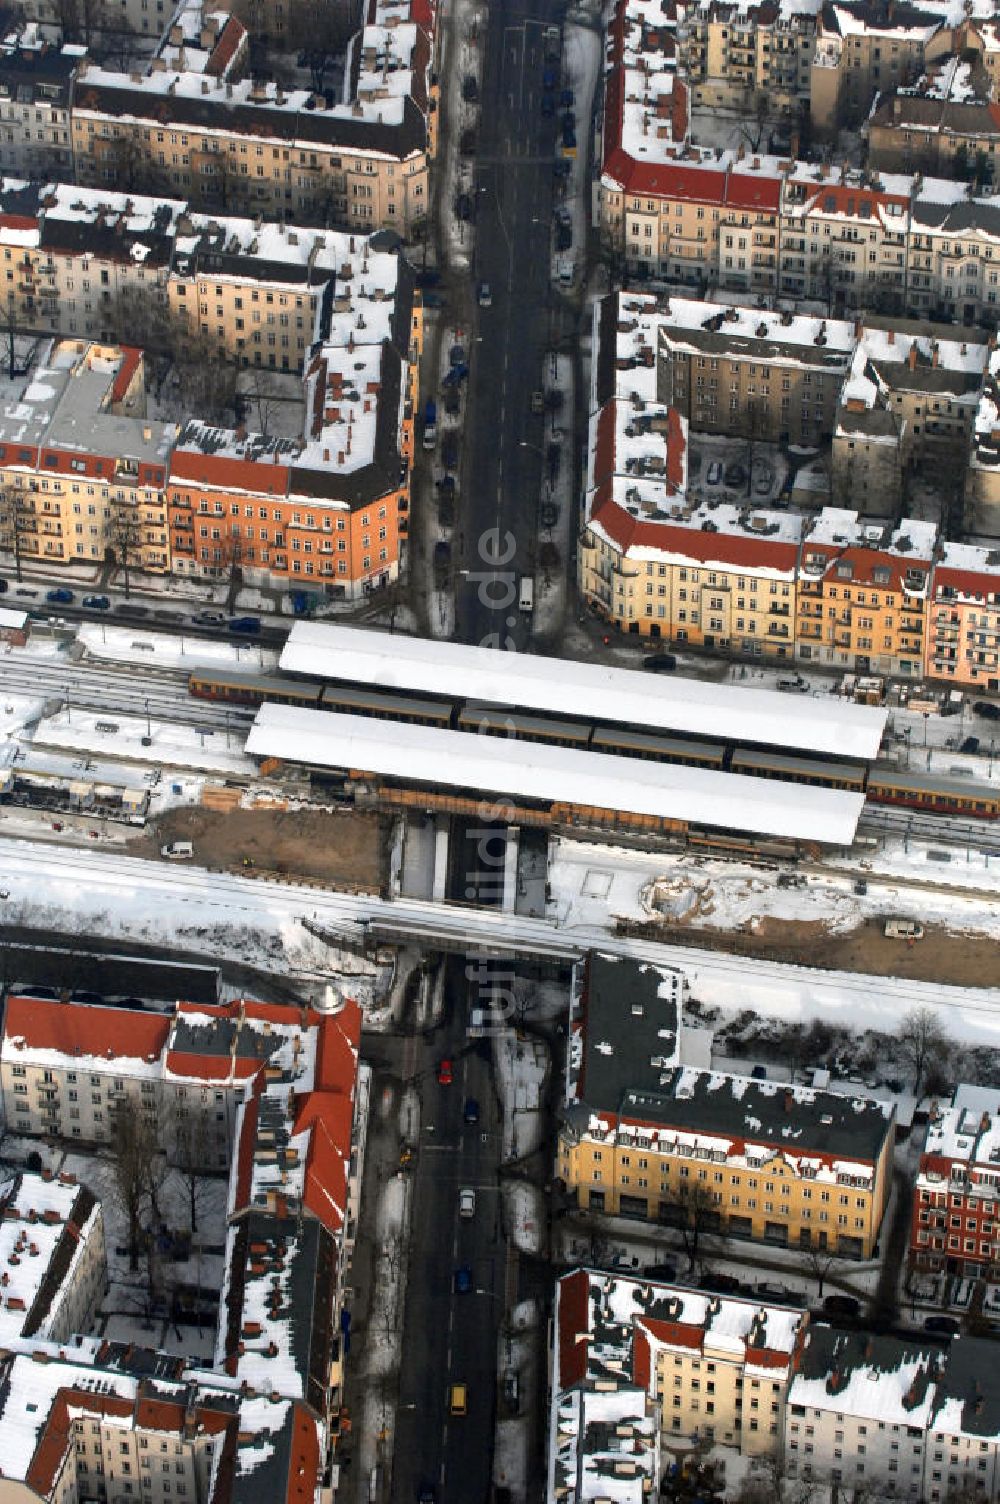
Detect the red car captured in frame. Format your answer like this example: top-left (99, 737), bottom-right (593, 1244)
top-left (437, 1058), bottom-right (453, 1086)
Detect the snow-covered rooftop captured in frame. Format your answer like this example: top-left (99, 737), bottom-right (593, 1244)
top-left (277, 622), bottom-right (888, 762)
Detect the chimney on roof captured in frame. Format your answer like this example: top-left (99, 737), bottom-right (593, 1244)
top-left (908, 343), bottom-right (918, 371)
top-left (931, 340), bottom-right (939, 368)
top-left (887, 328), bottom-right (894, 345)
top-left (981, 1112), bottom-right (991, 1133)
top-left (783, 1087), bottom-right (794, 1112)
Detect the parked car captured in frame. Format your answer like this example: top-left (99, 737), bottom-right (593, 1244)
top-left (459, 128), bottom-right (476, 157)
top-left (83, 594), bottom-right (110, 610)
top-left (14, 586), bottom-right (37, 598)
top-left (464, 1097), bottom-right (480, 1125)
top-left (974, 700), bottom-right (1000, 721)
top-left (777, 676), bottom-right (809, 693)
top-left (455, 193), bottom-right (472, 221)
top-left (961, 736), bottom-right (980, 754)
top-left (0, 578), bottom-right (7, 593)
top-left (461, 74), bottom-right (478, 103)
top-left (115, 603), bottom-right (149, 617)
top-left (46, 587), bottom-right (74, 604)
top-left (227, 616), bottom-right (261, 635)
top-left (192, 610), bottom-right (226, 626)
top-left (753, 466), bottom-right (773, 496)
top-left (643, 652), bottom-right (677, 672)
top-left (437, 1057), bottom-right (453, 1085)
top-left (560, 87), bottom-right (575, 108)
top-left (706, 460), bottom-right (723, 486)
top-left (433, 540), bottom-right (452, 571)
top-left (553, 159), bottom-right (571, 179)
top-left (724, 462), bottom-right (747, 488)
top-left (421, 291), bottom-right (443, 309)
top-left (556, 219), bottom-right (573, 251)
top-left (823, 1294), bottom-right (861, 1319)
top-left (924, 1315), bottom-right (960, 1336)
top-left (477, 281), bottom-right (492, 308)
top-left (540, 90), bottom-right (555, 116)
top-left (530, 390), bottom-right (545, 415)
top-left (441, 434), bottom-right (459, 470)
top-left (646, 1260), bottom-right (677, 1280)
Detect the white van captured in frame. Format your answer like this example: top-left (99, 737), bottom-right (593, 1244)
top-left (161, 841), bottom-right (194, 860)
top-left (884, 919), bottom-right (924, 939)
top-left (519, 577), bottom-right (534, 614)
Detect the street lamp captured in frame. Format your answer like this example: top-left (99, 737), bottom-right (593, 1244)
top-left (144, 698), bottom-right (151, 739)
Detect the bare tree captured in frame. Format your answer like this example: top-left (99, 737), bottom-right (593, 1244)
top-left (285, 0), bottom-right (358, 90)
top-left (899, 1007), bottom-right (947, 1097)
top-left (105, 498), bottom-right (143, 598)
top-left (163, 1103), bottom-right (216, 1233)
top-left (802, 1244), bottom-right (839, 1299)
top-left (670, 1180), bottom-right (725, 1273)
top-left (0, 484), bottom-right (35, 582)
top-left (103, 284), bottom-right (175, 354)
top-left (111, 1106), bottom-right (159, 1272)
top-left (173, 335), bottom-right (239, 426)
top-left (239, 369), bottom-right (284, 440)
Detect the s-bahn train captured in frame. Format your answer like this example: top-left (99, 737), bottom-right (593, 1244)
top-left (188, 668), bottom-right (1000, 821)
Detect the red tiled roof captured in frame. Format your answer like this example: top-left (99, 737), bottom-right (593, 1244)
top-left (205, 15), bottom-right (246, 77)
top-left (666, 407), bottom-right (685, 492)
top-left (169, 449), bottom-right (290, 497)
top-left (640, 1315), bottom-right (703, 1350)
top-left (746, 1345), bottom-right (792, 1370)
top-left (632, 1325), bottom-right (652, 1390)
top-left (0, 214), bottom-right (38, 233)
top-left (590, 496), bottom-right (799, 572)
top-left (285, 1403), bottom-right (321, 1504)
top-left (110, 346), bottom-right (143, 405)
top-left (313, 1001), bottom-right (361, 1093)
top-left (3, 996), bottom-right (169, 1063)
top-left (804, 542), bottom-right (931, 595)
top-left (932, 564), bottom-right (1000, 602)
top-left (557, 1270), bottom-right (592, 1388)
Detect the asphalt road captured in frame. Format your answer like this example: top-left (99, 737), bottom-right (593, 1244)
top-left (456, 0), bottom-right (563, 653)
top-left (392, 958), bottom-right (505, 1503)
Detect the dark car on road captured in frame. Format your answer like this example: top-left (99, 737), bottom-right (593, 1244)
top-left (974, 700), bottom-right (1000, 721)
top-left (455, 193), bottom-right (472, 221)
top-left (83, 594), bottom-right (110, 610)
top-left (464, 1097), bottom-right (480, 1124)
top-left (643, 652), bottom-right (677, 672)
top-left (228, 616), bottom-right (261, 635)
top-left (115, 602), bottom-right (149, 617)
top-left (924, 1315), bottom-right (961, 1336)
top-left (823, 1295), bottom-right (861, 1319)
top-left (541, 90), bottom-right (555, 116)
top-left (46, 587), bottom-right (74, 604)
top-left (441, 433), bottom-right (459, 470)
top-left (556, 219), bottom-right (573, 251)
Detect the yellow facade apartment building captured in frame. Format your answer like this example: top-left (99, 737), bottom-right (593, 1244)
top-left (561, 953), bottom-right (895, 1259)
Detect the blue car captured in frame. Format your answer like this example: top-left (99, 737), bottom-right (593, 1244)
top-left (464, 1098), bottom-right (480, 1125)
top-left (46, 587), bottom-right (74, 604)
top-left (454, 1265), bottom-right (472, 1294)
top-left (228, 616), bottom-right (261, 635)
top-left (83, 594), bottom-right (110, 610)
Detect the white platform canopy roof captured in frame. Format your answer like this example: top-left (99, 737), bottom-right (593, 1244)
top-left (247, 704), bottom-right (866, 845)
top-left (280, 623), bottom-right (887, 763)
